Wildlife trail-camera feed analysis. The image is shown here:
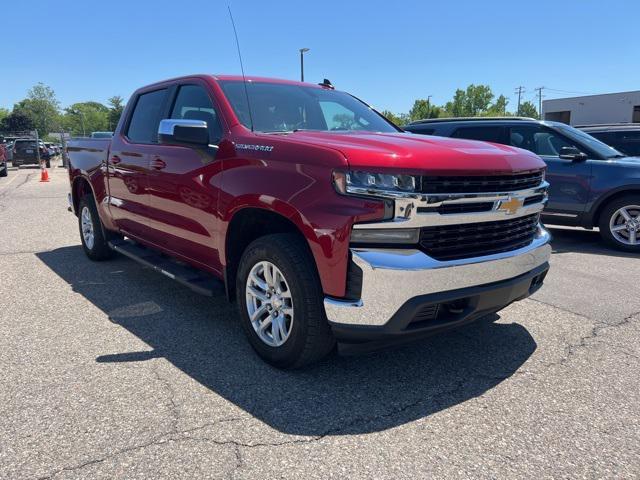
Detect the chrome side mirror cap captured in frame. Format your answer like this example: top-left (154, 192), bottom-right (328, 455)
top-left (158, 119), bottom-right (209, 146)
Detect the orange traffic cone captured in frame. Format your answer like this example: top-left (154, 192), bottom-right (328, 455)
top-left (40, 167), bottom-right (49, 182)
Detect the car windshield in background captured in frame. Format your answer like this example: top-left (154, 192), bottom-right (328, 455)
top-left (219, 81), bottom-right (397, 134)
top-left (15, 141), bottom-right (37, 151)
top-left (549, 122), bottom-right (624, 159)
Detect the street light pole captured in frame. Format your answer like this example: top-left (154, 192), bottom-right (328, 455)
top-left (72, 110), bottom-right (86, 137)
top-left (299, 48), bottom-right (310, 82)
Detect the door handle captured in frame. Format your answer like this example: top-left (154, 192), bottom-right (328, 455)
top-left (151, 158), bottom-right (166, 170)
top-left (110, 155), bottom-right (121, 165)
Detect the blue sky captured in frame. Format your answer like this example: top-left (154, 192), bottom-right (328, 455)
top-left (2, 0), bottom-right (638, 114)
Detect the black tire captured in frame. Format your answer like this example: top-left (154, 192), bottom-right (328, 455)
top-left (236, 233), bottom-right (335, 369)
top-left (0, 165), bottom-right (7, 177)
top-left (78, 195), bottom-right (115, 261)
top-left (598, 195), bottom-right (640, 252)
top-left (12, 162), bottom-right (18, 168)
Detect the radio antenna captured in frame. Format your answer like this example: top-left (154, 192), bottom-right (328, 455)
top-left (228, 6), bottom-right (254, 132)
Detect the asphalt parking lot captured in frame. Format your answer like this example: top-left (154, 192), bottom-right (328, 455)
top-left (1, 163), bottom-right (639, 479)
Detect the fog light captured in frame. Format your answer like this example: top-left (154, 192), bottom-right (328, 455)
top-left (350, 228), bottom-right (420, 244)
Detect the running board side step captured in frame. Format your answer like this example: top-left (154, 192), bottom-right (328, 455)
top-left (108, 239), bottom-right (224, 297)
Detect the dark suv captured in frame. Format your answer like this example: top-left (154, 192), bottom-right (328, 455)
top-left (12, 139), bottom-right (51, 168)
top-left (404, 118), bottom-right (640, 252)
top-left (577, 124), bottom-right (640, 157)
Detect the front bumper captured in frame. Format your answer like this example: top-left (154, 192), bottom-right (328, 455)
top-left (324, 225), bottom-right (551, 343)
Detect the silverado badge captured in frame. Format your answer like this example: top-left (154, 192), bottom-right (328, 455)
top-left (498, 196), bottom-right (525, 215)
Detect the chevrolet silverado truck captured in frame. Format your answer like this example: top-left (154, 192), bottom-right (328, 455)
top-left (67, 75), bottom-right (551, 368)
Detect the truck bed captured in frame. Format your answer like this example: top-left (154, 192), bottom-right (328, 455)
top-left (67, 138), bottom-right (111, 171)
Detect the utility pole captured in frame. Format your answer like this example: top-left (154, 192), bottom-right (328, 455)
top-left (426, 95), bottom-right (432, 118)
top-left (515, 86), bottom-right (525, 116)
top-left (534, 86), bottom-right (545, 120)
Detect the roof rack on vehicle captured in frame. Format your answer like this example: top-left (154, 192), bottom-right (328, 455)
top-left (575, 123), bottom-right (640, 128)
top-left (408, 116), bottom-right (536, 125)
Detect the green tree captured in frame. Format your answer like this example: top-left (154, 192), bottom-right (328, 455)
top-left (485, 94), bottom-right (510, 117)
top-left (13, 83), bottom-right (61, 137)
top-left (107, 95), bottom-right (125, 130)
top-left (408, 99), bottom-right (430, 122)
top-left (519, 100), bottom-right (538, 119)
top-left (380, 110), bottom-right (403, 126)
top-left (444, 89), bottom-right (467, 117)
top-left (0, 111), bottom-right (35, 132)
top-left (444, 85), bottom-right (495, 117)
top-left (63, 101), bottom-right (110, 135)
top-left (0, 108), bottom-right (9, 124)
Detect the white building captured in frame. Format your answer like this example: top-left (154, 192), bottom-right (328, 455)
top-left (542, 90), bottom-right (640, 126)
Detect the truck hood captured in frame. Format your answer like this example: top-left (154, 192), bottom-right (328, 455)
top-left (285, 131), bottom-right (544, 175)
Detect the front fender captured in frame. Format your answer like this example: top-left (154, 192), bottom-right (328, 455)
top-left (219, 158), bottom-right (383, 297)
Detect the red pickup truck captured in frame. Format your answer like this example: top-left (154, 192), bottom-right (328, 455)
top-left (67, 74), bottom-right (551, 368)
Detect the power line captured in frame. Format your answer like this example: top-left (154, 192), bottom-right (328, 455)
top-left (544, 87), bottom-right (598, 96)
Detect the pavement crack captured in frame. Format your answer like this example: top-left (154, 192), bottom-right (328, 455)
top-left (540, 308), bottom-right (640, 370)
top-left (35, 417), bottom-right (246, 479)
top-left (150, 364), bottom-right (181, 434)
top-left (527, 297), bottom-right (591, 320)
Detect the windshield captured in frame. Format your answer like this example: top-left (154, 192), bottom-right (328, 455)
top-left (549, 122), bottom-right (624, 159)
top-left (219, 81), bottom-right (397, 134)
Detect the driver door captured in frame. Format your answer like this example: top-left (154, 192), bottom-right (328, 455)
top-left (145, 82), bottom-right (225, 272)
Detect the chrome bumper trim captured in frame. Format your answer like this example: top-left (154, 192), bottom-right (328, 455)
top-left (324, 225), bottom-right (552, 327)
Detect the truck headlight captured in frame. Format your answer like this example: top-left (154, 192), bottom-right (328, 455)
top-left (333, 170), bottom-right (419, 197)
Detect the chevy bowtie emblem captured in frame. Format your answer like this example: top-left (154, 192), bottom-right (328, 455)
top-left (498, 196), bottom-right (524, 215)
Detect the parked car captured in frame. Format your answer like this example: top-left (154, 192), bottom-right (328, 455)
top-left (67, 75), bottom-right (550, 368)
top-left (405, 117), bottom-right (640, 251)
top-left (577, 124), bottom-right (640, 157)
top-left (45, 142), bottom-right (60, 156)
top-left (12, 139), bottom-right (51, 168)
top-left (0, 140), bottom-right (7, 177)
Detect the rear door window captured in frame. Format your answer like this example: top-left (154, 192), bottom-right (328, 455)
top-left (126, 89), bottom-right (168, 143)
top-left (451, 126), bottom-right (505, 143)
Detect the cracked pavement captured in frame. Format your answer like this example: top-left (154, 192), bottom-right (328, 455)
top-left (1, 165), bottom-right (639, 479)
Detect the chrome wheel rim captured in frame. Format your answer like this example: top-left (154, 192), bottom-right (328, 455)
top-left (245, 261), bottom-right (294, 347)
top-left (609, 205), bottom-right (640, 246)
top-left (81, 206), bottom-right (95, 249)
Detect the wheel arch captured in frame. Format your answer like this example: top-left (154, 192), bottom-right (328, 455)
top-left (223, 206), bottom-right (313, 301)
top-left (71, 175), bottom-right (96, 216)
top-left (586, 186), bottom-right (640, 228)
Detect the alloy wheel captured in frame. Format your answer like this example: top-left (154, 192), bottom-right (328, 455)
top-left (81, 206), bottom-right (95, 249)
top-left (609, 205), bottom-right (640, 246)
top-left (245, 261), bottom-right (294, 347)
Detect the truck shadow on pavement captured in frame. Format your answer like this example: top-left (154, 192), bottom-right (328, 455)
top-left (37, 246), bottom-right (537, 436)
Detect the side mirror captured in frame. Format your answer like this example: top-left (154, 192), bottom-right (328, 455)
top-left (559, 146), bottom-right (588, 161)
top-left (158, 119), bottom-right (209, 147)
